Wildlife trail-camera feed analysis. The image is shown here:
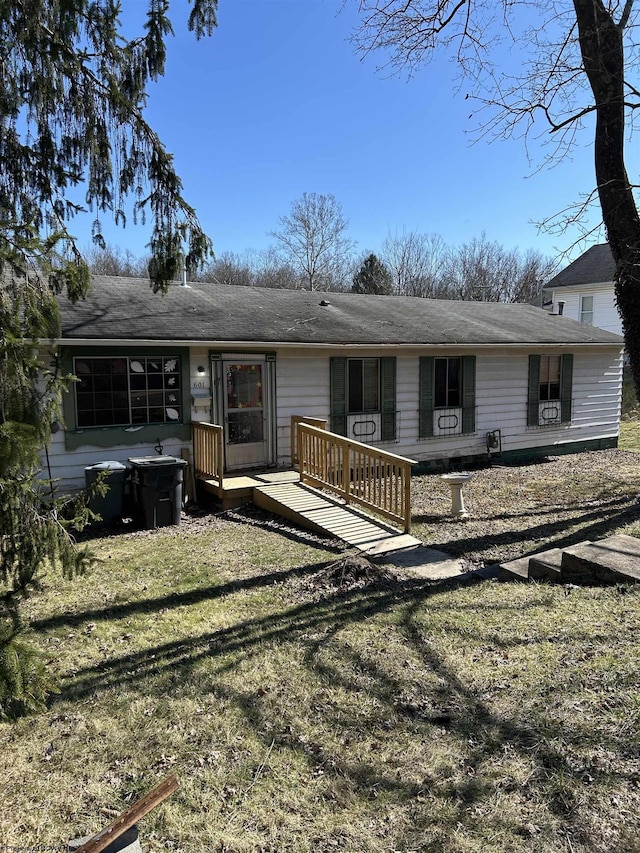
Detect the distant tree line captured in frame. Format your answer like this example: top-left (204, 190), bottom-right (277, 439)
top-left (89, 191), bottom-right (556, 304)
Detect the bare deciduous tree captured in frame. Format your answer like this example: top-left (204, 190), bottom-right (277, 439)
top-left (271, 192), bottom-right (356, 291)
top-left (252, 247), bottom-right (303, 289)
top-left (352, 0), bottom-right (640, 391)
top-left (440, 235), bottom-right (555, 304)
top-left (196, 251), bottom-right (254, 287)
top-left (381, 230), bottom-right (447, 297)
top-left (86, 243), bottom-right (149, 278)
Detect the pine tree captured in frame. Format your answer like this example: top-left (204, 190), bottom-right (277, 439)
top-left (0, 0), bottom-right (217, 717)
top-left (352, 253), bottom-right (393, 295)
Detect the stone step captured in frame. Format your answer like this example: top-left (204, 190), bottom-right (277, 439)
top-left (498, 535), bottom-right (640, 586)
top-left (498, 546), bottom-right (567, 583)
top-left (497, 555), bottom-right (530, 582)
top-left (528, 547), bottom-right (564, 582)
top-left (561, 534), bottom-right (640, 585)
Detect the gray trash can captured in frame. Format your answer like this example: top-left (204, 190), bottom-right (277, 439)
top-left (84, 461), bottom-right (127, 526)
top-left (128, 456), bottom-right (187, 529)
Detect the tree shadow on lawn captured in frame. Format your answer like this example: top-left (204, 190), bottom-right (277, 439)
top-left (29, 558), bottom-right (341, 633)
top-left (53, 567), bottom-right (639, 852)
top-left (413, 493), bottom-right (635, 527)
top-left (416, 493), bottom-right (640, 561)
top-left (80, 502), bottom-right (346, 555)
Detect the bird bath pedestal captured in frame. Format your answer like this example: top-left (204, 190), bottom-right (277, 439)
top-left (441, 473), bottom-right (473, 518)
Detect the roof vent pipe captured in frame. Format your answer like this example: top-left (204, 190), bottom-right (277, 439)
top-left (181, 265), bottom-right (188, 287)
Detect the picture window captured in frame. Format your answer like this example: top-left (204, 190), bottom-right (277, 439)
top-left (74, 356), bottom-right (182, 428)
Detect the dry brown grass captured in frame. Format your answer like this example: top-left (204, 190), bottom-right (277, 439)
top-left (1, 444), bottom-right (640, 852)
top-left (411, 447), bottom-right (640, 567)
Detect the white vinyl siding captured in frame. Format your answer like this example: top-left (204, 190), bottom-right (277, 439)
top-left (549, 286), bottom-right (622, 336)
top-left (275, 354), bottom-right (329, 467)
top-left (42, 345), bottom-right (623, 489)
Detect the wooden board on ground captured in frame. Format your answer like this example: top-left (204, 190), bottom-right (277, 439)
top-left (74, 775), bottom-right (178, 853)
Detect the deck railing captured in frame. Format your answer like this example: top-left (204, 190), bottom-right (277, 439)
top-left (290, 415), bottom-right (328, 465)
top-left (296, 422), bottom-right (417, 533)
top-left (192, 422), bottom-right (224, 485)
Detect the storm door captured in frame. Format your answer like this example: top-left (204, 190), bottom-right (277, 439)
top-left (222, 359), bottom-right (271, 470)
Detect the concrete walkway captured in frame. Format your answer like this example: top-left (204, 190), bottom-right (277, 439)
top-left (371, 544), bottom-right (467, 580)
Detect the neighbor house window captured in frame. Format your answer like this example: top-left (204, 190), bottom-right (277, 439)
top-left (580, 295), bottom-right (594, 324)
top-left (419, 356), bottom-right (476, 438)
top-left (330, 356), bottom-right (396, 441)
top-left (74, 356), bottom-right (182, 428)
top-left (527, 354), bottom-right (573, 426)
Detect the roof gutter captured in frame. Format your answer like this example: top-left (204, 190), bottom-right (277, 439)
top-left (49, 338), bottom-right (624, 350)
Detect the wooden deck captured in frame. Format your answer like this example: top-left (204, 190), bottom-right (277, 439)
top-left (198, 469), bottom-right (300, 509)
top-left (193, 418), bottom-right (418, 550)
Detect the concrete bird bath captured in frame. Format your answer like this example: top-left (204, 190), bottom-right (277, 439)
top-left (441, 472), bottom-right (473, 518)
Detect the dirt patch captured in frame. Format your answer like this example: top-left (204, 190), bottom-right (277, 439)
top-left (296, 554), bottom-right (397, 599)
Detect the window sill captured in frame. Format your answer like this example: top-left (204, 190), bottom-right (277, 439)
top-left (527, 422), bottom-right (571, 431)
top-left (418, 432), bottom-right (476, 442)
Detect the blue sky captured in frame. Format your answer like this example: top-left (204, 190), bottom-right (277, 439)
top-left (74, 0), bottom-right (607, 266)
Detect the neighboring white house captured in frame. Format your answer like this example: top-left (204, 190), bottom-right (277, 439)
top-left (543, 243), bottom-right (621, 335)
top-left (44, 275), bottom-right (624, 490)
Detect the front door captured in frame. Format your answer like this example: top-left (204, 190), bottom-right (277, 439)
top-left (222, 359), bottom-right (270, 470)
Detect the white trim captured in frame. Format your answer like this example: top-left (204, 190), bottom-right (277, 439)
top-left (544, 280), bottom-right (614, 292)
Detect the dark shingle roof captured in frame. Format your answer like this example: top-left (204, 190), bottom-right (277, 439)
top-left (57, 275), bottom-right (623, 347)
top-left (545, 243), bottom-right (615, 289)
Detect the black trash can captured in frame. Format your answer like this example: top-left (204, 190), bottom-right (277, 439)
top-left (128, 456), bottom-right (187, 529)
top-left (84, 460), bottom-right (127, 526)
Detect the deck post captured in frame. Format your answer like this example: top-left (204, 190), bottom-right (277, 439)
top-left (342, 440), bottom-right (351, 506)
top-left (403, 466), bottom-right (412, 533)
top-left (192, 422), bottom-right (224, 487)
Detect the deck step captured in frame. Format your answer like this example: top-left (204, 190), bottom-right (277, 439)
top-left (561, 534), bottom-right (640, 585)
top-left (253, 482), bottom-right (421, 553)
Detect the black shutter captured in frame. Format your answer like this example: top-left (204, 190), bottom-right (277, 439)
top-left (461, 355), bottom-right (476, 434)
top-left (560, 353), bottom-right (573, 423)
top-left (330, 357), bottom-right (347, 435)
top-left (419, 357), bottom-right (434, 438)
top-left (527, 355), bottom-right (541, 427)
top-left (380, 357), bottom-right (396, 441)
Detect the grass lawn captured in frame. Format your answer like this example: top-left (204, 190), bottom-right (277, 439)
top-left (620, 417), bottom-right (640, 453)
top-left (2, 435), bottom-right (640, 852)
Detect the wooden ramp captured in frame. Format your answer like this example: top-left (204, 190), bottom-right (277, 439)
top-left (253, 482), bottom-right (421, 554)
